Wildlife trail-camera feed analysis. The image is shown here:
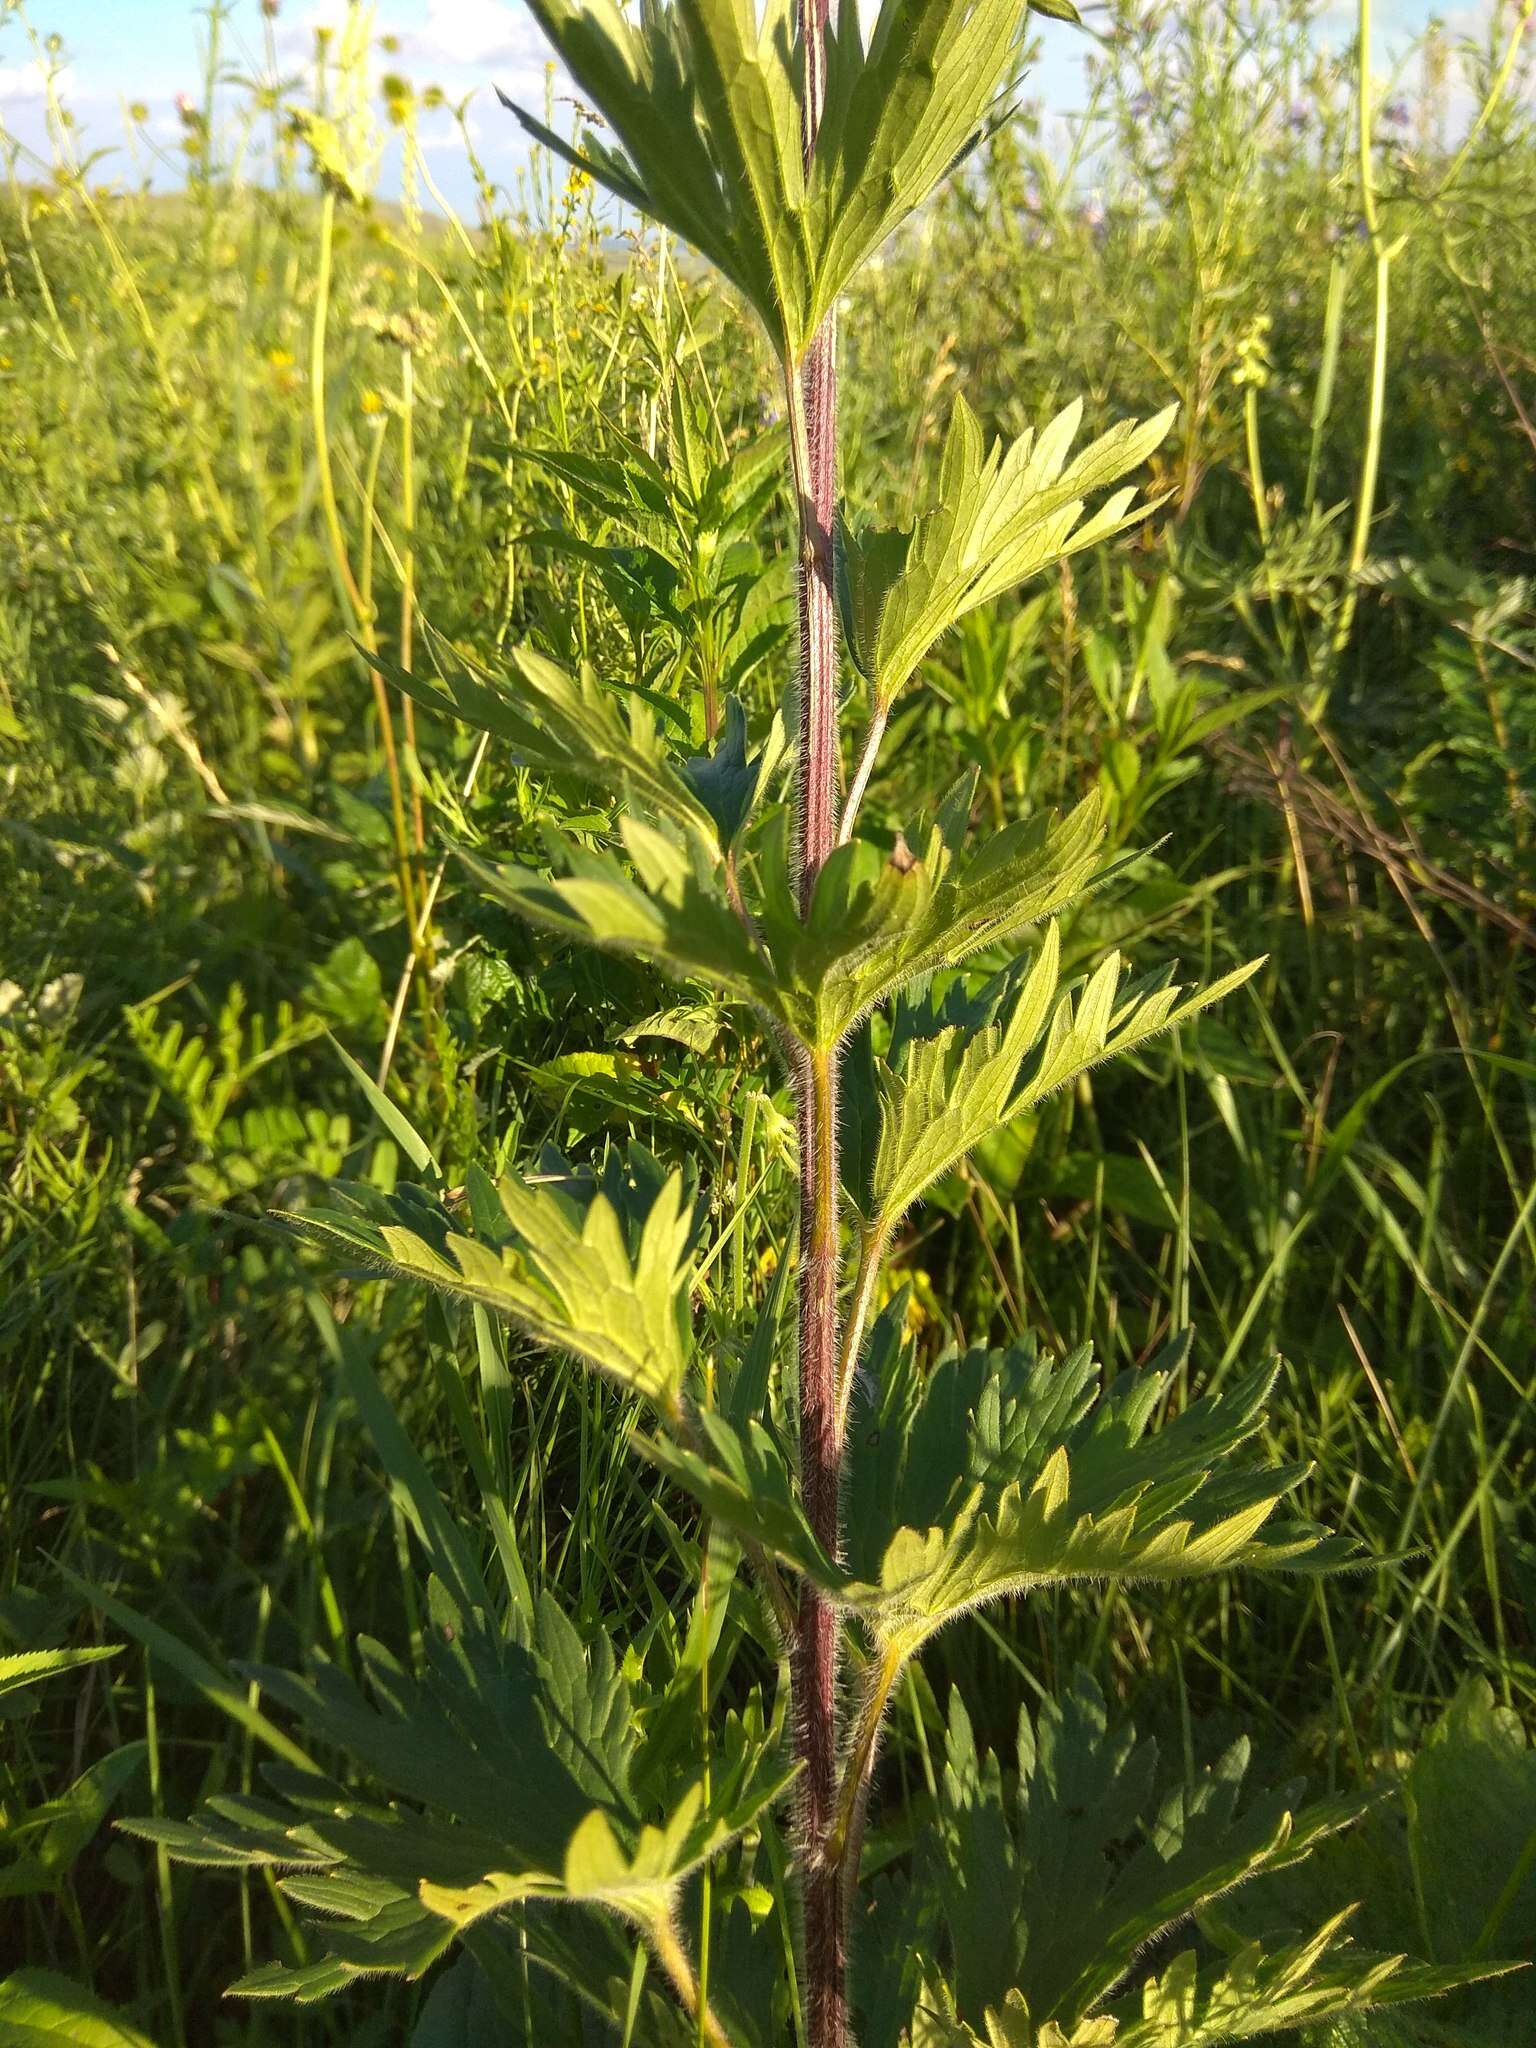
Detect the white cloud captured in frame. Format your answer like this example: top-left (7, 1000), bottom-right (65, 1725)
top-left (405, 0), bottom-right (543, 68)
top-left (0, 60), bottom-right (70, 102)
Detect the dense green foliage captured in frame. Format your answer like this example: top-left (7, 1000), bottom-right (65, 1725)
top-left (1, 0), bottom-right (1533, 2040)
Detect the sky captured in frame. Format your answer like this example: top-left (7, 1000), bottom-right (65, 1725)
top-left (0, 0), bottom-right (1487, 216)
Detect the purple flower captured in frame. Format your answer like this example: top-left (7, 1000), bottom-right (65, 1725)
top-left (1130, 91), bottom-right (1154, 119)
top-left (1285, 100), bottom-right (1310, 133)
top-left (1382, 98), bottom-right (1410, 128)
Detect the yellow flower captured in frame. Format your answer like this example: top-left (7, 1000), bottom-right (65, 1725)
top-left (267, 347), bottom-right (294, 370)
top-left (361, 388), bottom-right (385, 415)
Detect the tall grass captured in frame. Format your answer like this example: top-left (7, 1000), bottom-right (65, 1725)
top-left (1, 0), bottom-right (1531, 2037)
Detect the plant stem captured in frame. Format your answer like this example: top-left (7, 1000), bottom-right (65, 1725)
top-left (793, 1047), bottom-right (846, 2048)
top-left (650, 1908), bottom-right (735, 2048)
top-left (784, 323), bottom-right (840, 911)
top-left (790, 7), bottom-right (846, 2038)
top-left (1333, 0), bottom-right (1391, 656)
top-left (839, 696), bottom-right (889, 846)
top-left (835, 1221), bottom-right (888, 1440)
top-left (825, 1640), bottom-right (904, 1886)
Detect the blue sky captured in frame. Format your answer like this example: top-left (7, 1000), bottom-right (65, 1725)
top-left (0, 0), bottom-right (1483, 214)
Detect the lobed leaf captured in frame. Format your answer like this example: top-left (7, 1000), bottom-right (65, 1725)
top-left (370, 633), bottom-right (716, 842)
top-left (458, 815), bottom-right (781, 1023)
top-left (760, 781), bottom-right (1111, 1049)
top-left (0, 1645), bottom-right (120, 1704)
top-left (894, 1676), bottom-right (1513, 2044)
top-left (841, 1326), bottom-right (1356, 1656)
top-left (277, 1151), bottom-right (700, 1420)
top-left (134, 1583), bottom-right (795, 1997)
top-left (843, 399), bottom-right (1175, 714)
top-left (852, 927), bottom-right (1261, 1233)
top-left (506, 0), bottom-right (1072, 358)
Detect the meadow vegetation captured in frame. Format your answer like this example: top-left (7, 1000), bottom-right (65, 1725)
top-left (0, 0), bottom-right (1533, 2041)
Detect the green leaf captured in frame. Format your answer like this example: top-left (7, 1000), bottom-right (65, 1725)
top-left (929, 1675), bottom-right (1360, 2022)
top-left (682, 695), bottom-right (790, 848)
top-left (505, 0), bottom-right (1053, 359)
top-left (457, 815), bottom-right (780, 1022)
top-left (847, 399), bottom-right (1175, 717)
top-left (1404, 1676), bottom-right (1536, 1963)
top-left (0, 1645), bottom-right (120, 1704)
top-left (371, 634), bottom-right (714, 844)
top-left (858, 935), bottom-right (1266, 1229)
top-left (408, 1952), bottom-right (507, 2048)
top-left (279, 1150), bottom-right (700, 1421)
top-left (329, 1035), bottom-right (439, 1179)
top-left (896, 1678), bottom-right (1513, 2045)
top-left (860, 924), bottom-right (1061, 1225)
top-left (0, 1972), bottom-right (158, 2048)
top-left (841, 1327), bottom-right (1356, 1657)
top-left (459, 772), bottom-right (1116, 1056)
top-left (0, 1743), bottom-right (146, 1899)
top-left (766, 784), bottom-right (1110, 1050)
top-left (136, 1582), bottom-right (794, 2001)
top-left (635, 1409), bottom-right (842, 1591)
top-left (1104, 1920), bottom-right (1516, 2046)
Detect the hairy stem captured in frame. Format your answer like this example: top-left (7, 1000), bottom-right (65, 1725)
top-left (784, 320), bottom-right (840, 913)
top-left (825, 1640), bottom-right (904, 1891)
top-left (793, 1043), bottom-right (845, 2048)
top-left (790, 6), bottom-right (847, 2040)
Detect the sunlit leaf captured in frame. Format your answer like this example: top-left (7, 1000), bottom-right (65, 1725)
top-left (278, 1150), bottom-right (700, 1421)
top-left (843, 399), bottom-right (1175, 717)
top-left (841, 1325), bottom-right (1356, 1655)
top-left (505, 0), bottom-right (1075, 358)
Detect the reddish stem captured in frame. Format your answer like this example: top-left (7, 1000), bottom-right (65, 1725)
top-left (792, 1044), bottom-right (845, 2048)
top-left (791, 6), bottom-right (846, 2044)
top-left (796, 314), bottom-right (839, 915)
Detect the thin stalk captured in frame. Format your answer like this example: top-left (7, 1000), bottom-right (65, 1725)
top-left (1243, 385), bottom-right (1271, 547)
top-left (824, 1640), bottom-right (904, 1885)
top-left (400, 345), bottom-right (428, 863)
top-left (310, 188), bottom-right (429, 1016)
top-left (789, 3), bottom-right (848, 2042)
top-left (649, 1909), bottom-right (735, 2048)
top-left (791, 1044), bottom-right (846, 2048)
top-left (1434, 0), bottom-right (1533, 201)
top-left (835, 1221), bottom-right (888, 1441)
top-left (1333, 0), bottom-right (1391, 655)
top-left (1303, 251), bottom-right (1348, 513)
top-left (783, 327), bottom-right (840, 909)
top-left (839, 696), bottom-right (889, 846)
